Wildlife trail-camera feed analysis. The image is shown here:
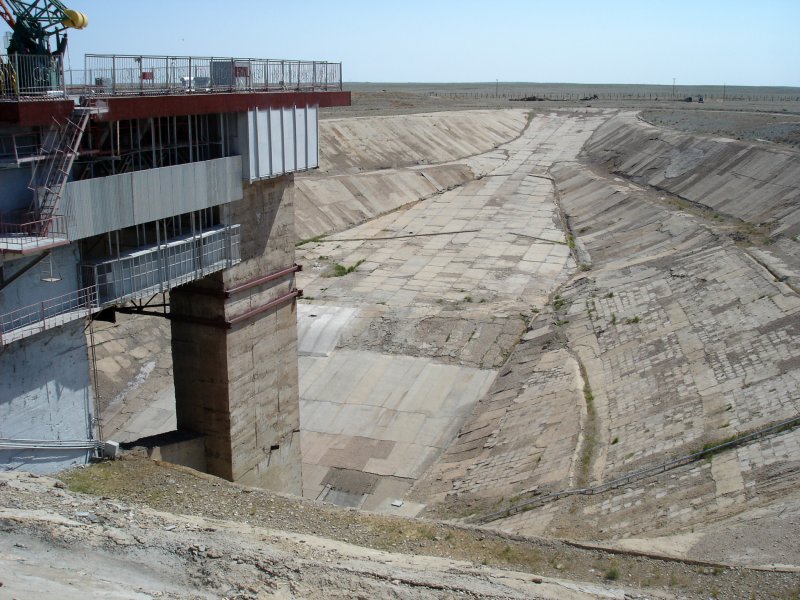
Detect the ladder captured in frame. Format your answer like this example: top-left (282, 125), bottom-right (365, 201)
top-left (28, 105), bottom-right (92, 235)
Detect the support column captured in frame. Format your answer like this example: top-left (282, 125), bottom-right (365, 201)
top-left (171, 174), bottom-right (302, 494)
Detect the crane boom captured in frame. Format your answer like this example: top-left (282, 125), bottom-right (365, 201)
top-left (0, 1), bottom-right (16, 29)
top-left (0, 0), bottom-right (87, 55)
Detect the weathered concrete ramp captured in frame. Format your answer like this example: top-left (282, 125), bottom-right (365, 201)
top-left (413, 333), bottom-right (584, 525)
top-left (294, 163), bottom-right (474, 241)
top-left (318, 110), bottom-right (529, 174)
top-left (552, 163), bottom-right (800, 474)
top-left (300, 351), bottom-right (495, 510)
top-left (296, 304), bottom-right (357, 357)
top-left (295, 110), bottom-right (531, 241)
top-left (584, 112), bottom-right (800, 236)
top-left (298, 110), bottom-right (614, 511)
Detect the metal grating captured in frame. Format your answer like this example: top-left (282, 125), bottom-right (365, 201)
top-left (82, 224), bottom-right (241, 306)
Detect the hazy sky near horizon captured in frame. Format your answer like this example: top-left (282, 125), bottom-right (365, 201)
top-left (53, 0), bottom-right (799, 87)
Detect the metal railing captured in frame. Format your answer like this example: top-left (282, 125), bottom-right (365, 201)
top-left (82, 224), bottom-right (241, 306)
top-left (2, 53), bottom-right (342, 99)
top-left (0, 53), bottom-right (66, 100)
top-left (0, 285), bottom-right (99, 345)
top-left (70, 54), bottom-right (342, 96)
top-left (0, 130), bottom-right (42, 162)
top-left (0, 213), bottom-right (68, 252)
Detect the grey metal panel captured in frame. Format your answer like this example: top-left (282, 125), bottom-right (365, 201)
top-left (270, 107), bottom-right (284, 176)
top-left (296, 107), bottom-right (307, 171)
top-left (236, 112), bottom-right (254, 182)
top-left (240, 105), bottom-right (318, 182)
top-left (256, 109), bottom-right (269, 178)
top-left (131, 167), bottom-right (158, 224)
top-left (62, 157), bottom-right (243, 240)
top-left (283, 107), bottom-right (296, 173)
top-left (308, 105), bottom-right (319, 169)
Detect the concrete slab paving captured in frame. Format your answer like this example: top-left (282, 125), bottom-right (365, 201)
top-left (296, 304), bottom-right (358, 357)
top-left (300, 350), bottom-right (495, 509)
top-left (295, 110), bottom-right (613, 510)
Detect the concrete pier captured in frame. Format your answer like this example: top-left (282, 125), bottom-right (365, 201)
top-left (171, 175), bottom-right (302, 493)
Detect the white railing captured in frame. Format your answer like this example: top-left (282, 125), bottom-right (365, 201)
top-left (0, 53), bottom-right (66, 100)
top-left (82, 224), bottom-right (241, 306)
top-left (0, 285), bottom-right (99, 346)
top-left (71, 55), bottom-right (342, 96)
top-left (0, 213), bottom-right (68, 252)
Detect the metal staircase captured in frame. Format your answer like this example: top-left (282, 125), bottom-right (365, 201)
top-left (27, 105), bottom-right (92, 235)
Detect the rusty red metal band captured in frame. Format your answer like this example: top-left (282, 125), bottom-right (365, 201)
top-left (224, 263), bottom-right (302, 297)
top-left (167, 288), bottom-right (302, 329)
top-left (225, 289), bottom-right (302, 327)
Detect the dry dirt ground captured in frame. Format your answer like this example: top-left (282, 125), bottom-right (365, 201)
top-left (3, 460), bottom-right (800, 600)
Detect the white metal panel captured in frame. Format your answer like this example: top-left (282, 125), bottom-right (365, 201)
top-left (241, 105), bottom-right (318, 182)
top-left (296, 106), bottom-right (308, 171)
top-left (269, 107), bottom-right (284, 176)
top-left (308, 105), bottom-right (319, 169)
top-left (283, 107), bottom-right (297, 173)
top-left (255, 109), bottom-right (269, 179)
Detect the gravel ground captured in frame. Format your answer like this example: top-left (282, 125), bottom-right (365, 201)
top-left (640, 109), bottom-right (800, 148)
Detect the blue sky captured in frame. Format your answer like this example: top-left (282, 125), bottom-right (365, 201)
top-left (45, 0), bottom-right (800, 86)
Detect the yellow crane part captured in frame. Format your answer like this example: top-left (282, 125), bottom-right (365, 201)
top-left (61, 8), bottom-right (88, 29)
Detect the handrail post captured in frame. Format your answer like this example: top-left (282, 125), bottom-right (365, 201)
top-left (58, 54), bottom-right (65, 96)
top-left (111, 55), bottom-right (116, 95)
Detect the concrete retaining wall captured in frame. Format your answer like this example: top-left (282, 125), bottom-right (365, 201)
top-left (295, 110), bottom-right (530, 241)
top-left (318, 110), bottom-right (528, 174)
top-left (0, 320), bottom-right (94, 473)
top-left (294, 164), bottom-right (473, 241)
top-left (582, 112), bottom-right (800, 237)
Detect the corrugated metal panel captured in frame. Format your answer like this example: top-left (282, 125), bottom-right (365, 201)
top-left (240, 105), bottom-right (318, 182)
top-left (308, 105), bottom-right (319, 169)
top-left (63, 156), bottom-right (243, 240)
top-left (269, 107), bottom-right (284, 176)
top-left (296, 107), bottom-right (307, 171)
top-left (283, 107), bottom-right (297, 173)
top-left (254, 109), bottom-right (268, 178)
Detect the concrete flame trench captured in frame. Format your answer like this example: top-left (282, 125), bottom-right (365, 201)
top-left (100, 109), bottom-right (613, 509)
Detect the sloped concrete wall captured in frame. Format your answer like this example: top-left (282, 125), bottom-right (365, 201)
top-left (583, 112), bottom-right (800, 236)
top-left (295, 110), bottom-right (530, 241)
top-left (0, 320), bottom-right (94, 472)
top-left (294, 163), bottom-right (473, 240)
top-left (318, 110), bottom-right (528, 174)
